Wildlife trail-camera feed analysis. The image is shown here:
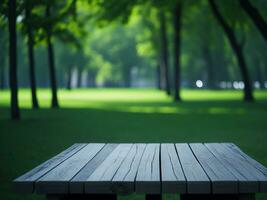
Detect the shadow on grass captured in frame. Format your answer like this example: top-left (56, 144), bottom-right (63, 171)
top-left (15, 98), bottom-right (267, 112)
top-left (1, 99), bottom-right (267, 141)
top-left (1, 100), bottom-right (267, 200)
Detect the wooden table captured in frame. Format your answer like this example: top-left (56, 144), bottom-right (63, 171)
top-left (14, 143), bottom-right (267, 200)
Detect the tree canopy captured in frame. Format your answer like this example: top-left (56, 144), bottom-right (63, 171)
top-left (1, 0), bottom-right (267, 118)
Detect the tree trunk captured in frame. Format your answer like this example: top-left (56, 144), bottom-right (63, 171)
top-left (202, 45), bottom-right (215, 89)
top-left (46, 4), bottom-right (59, 108)
top-left (0, 65), bottom-right (5, 89)
top-left (0, 49), bottom-right (5, 89)
top-left (8, 0), bottom-right (20, 119)
top-left (77, 67), bottom-right (82, 88)
top-left (0, 20), bottom-right (6, 89)
top-left (66, 66), bottom-right (72, 90)
top-left (239, 0), bottom-right (267, 42)
top-left (0, 32), bottom-right (3, 89)
top-left (26, 5), bottom-right (39, 109)
top-left (159, 10), bottom-right (171, 95)
top-left (209, 0), bottom-right (254, 101)
top-left (173, 1), bottom-right (182, 101)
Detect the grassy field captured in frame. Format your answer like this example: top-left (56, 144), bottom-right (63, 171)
top-left (1, 88), bottom-right (267, 200)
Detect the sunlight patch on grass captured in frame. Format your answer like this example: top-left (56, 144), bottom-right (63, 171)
top-left (104, 106), bottom-right (246, 114)
top-left (0, 89), bottom-right (267, 114)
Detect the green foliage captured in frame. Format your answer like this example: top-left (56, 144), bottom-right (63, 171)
top-left (19, 0), bottom-right (84, 48)
top-left (1, 0), bottom-right (267, 88)
top-left (85, 23), bottom-right (141, 85)
top-left (87, 0), bottom-right (139, 24)
top-left (134, 6), bottom-right (160, 65)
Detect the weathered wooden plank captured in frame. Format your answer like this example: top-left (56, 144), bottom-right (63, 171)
top-left (84, 144), bottom-right (133, 193)
top-left (175, 143), bottom-right (210, 194)
top-left (161, 144), bottom-right (186, 193)
top-left (36, 143), bottom-right (105, 194)
top-left (111, 144), bottom-right (146, 194)
top-left (13, 143), bottom-right (87, 194)
top-left (205, 143), bottom-right (259, 193)
top-left (70, 144), bottom-right (119, 193)
top-left (15, 142), bottom-right (267, 197)
top-left (221, 143), bottom-right (267, 192)
top-left (225, 143), bottom-right (267, 176)
top-left (135, 143), bottom-right (160, 194)
top-left (190, 143), bottom-right (238, 194)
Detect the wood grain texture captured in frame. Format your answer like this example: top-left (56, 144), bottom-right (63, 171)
top-left (175, 143), bottom-right (210, 194)
top-left (190, 143), bottom-right (238, 194)
top-left (135, 143), bottom-right (160, 194)
top-left (36, 143), bottom-right (105, 194)
top-left (13, 143), bottom-right (87, 194)
top-left (84, 144), bottom-right (133, 193)
top-left (161, 144), bottom-right (186, 193)
top-left (221, 143), bottom-right (267, 192)
top-left (225, 143), bottom-right (267, 176)
top-left (70, 144), bottom-right (119, 193)
top-left (111, 144), bottom-right (146, 194)
top-left (205, 143), bottom-right (259, 193)
top-left (13, 143), bottom-right (267, 196)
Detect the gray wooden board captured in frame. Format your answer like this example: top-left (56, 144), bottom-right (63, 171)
top-left (13, 143), bottom-right (267, 196)
top-left (175, 143), bottom-right (210, 194)
top-left (161, 144), bottom-right (186, 193)
top-left (111, 144), bottom-right (146, 194)
top-left (225, 143), bottom-right (267, 176)
top-left (135, 143), bottom-right (160, 194)
top-left (36, 143), bottom-right (105, 194)
top-left (13, 143), bottom-right (87, 194)
top-left (189, 143), bottom-right (238, 194)
top-left (84, 144), bottom-right (133, 193)
top-left (70, 144), bottom-right (119, 193)
top-left (220, 143), bottom-right (267, 192)
top-left (205, 143), bottom-right (259, 193)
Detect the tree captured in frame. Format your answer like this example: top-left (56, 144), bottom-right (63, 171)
top-left (0, 21), bottom-right (8, 89)
top-left (38, 0), bottom-right (80, 107)
top-left (86, 23), bottom-right (140, 87)
top-left (76, 50), bottom-right (87, 88)
top-left (24, 1), bottom-right (39, 108)
top-left (239, 0), bottom-right (267, 42)
top-left (209, 0), bottom-right (254, 101)
top-left (159, 10), bottom-right (171, 95)
top-left (172, 1), bottom-right (182, 101)
top-left (133, 6), bottom-right (162, 89)
top-left (199, 3), bottom-right (217, 89)
top-left (57, 46), bottom-right (82, 89)
top-left (245, 29), bottom-right (267, 89)
top-left (45, 2), bottom-right (59, 108)
top-left (8, 0), bottom-right (20, 119)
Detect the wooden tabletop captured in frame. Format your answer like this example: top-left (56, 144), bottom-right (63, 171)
top-left (14, 143), bottom-right (267, 195)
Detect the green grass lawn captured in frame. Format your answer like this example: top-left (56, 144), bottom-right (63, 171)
top-left (1, 88), bottom-right (267, 200)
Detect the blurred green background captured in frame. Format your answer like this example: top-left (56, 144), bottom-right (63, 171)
top-left (1, 0), bottom-right (267, 199)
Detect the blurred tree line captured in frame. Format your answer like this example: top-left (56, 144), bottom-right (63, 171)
top-left (0, 0), bottom-right (267, 119)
